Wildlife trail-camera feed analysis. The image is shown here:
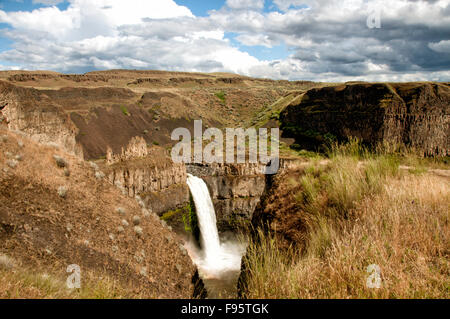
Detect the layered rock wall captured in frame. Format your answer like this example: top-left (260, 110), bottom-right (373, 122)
top-left (0, 81), bottom-right (83, 157)
top-left (187, 163), bottom-right (268, 229)
top-left (280, 82), bottom-right (450, 156)
top-left (103, 139), bottom-right (189, 214)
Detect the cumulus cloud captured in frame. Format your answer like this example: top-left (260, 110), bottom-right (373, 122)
top-left (0, 1), bottom-right (262, 75)
top-left (272, 0), bottom-right (308, 11)
top-left (0, 0), bottom-right (449, 81)
top-left (226, 0), bottom-right (265, 10)
top-left (429, 40), bottom-right (450, 53)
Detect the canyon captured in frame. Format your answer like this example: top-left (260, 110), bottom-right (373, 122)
top-left (0, 70), bottom-right (448, 298)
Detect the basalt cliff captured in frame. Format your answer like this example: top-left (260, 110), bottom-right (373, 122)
top-left (280, 82), bottom-right (449, 156)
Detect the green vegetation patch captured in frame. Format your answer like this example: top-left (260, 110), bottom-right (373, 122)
top-left (120, 105), bottom-right (130, 116)
top-left (214, 91), bottom-right (226, 103)
top-left (283, 125), bottom-right (337, 147)
top-left (160, 198), bottom-right (200, 242)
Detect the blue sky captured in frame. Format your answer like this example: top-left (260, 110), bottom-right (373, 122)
top-left (0, 0), bottom-right (449, 82)
top-left (175, 0), bottom-right (224, 16)
top-left (0, 0), bottom-right (69, 12)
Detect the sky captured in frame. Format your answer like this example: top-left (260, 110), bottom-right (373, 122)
top-left (0, 0), bottom-right (449, 81)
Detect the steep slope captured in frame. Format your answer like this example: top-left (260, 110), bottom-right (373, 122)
top-left (0, 81), bottom-right (83, 158)
top-left (280, 82), bottom-right (450, 156)
top-left (0, 127), bottom-right (195, 298)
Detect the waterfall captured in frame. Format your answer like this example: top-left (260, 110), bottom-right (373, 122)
top-left (186, 174), bottom-right (221, 263)
top-left (186, 174), bottom-right (246, 280)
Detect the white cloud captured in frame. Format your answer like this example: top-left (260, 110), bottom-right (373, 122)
top-left (0, 63), bottom-right (22, 70)
top-left (235, 33), bottom-right (277, 47)
top-left (226, 0), bottom-right (265, 10)
top-left (272, 0), bottom-right (308, 11)
top-left (0, 0), bottom-right (448, 81)
top-left (429, 40), bottom-right (450, 53)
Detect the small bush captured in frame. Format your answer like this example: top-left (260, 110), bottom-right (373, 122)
top-left (89, 161), bottom-right (99, 170)
top-left (214, 91), bottom-right (226, 103)
top-left (0, 254), bottom-right (16, 269)
top-left (327, 137), bottom-right (368, 159)
top-left (7, 159), bottom-right (18, 168)
top-left (120, 106), bottom-right (130, 116)
top-left (116, 207), bottom-right (126, 216)
top-left (117, 226), bottom-right (125, 233)
top-left (57, 186), bottom-right (67, 198)
top-left (134, 226), bottom-right (143, 237)
top-left (136, 198), bottom-right (145, 208)
top-left (64, 168), bottom-right (71, 177)
top-left (95, 171), bottom-right (105, 179)
top-left (53, 155), bottom-right (67, 168)
top-left (142, 209), bottom-right (151, 218)
top-left (132, 216), bottom-right (141, 226)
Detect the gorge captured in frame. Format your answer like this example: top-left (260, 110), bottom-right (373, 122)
top-left (0, 70), bottom-right (448, 298)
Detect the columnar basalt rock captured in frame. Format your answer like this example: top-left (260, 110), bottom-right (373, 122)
top-left (187, 163), bottom-right (268, 229)
top-left (0, 81), bottom-right (83, 157)
top-left (107, 163), bottom-right (188, 200)
top-left (103, 138), bottom-right (189, 214)
top-left (183, 159), bottom-right (308, 230)
top-left (106, 136), bottom-right (149, 165)
top-left (280, 82), bottom-right (450, 156)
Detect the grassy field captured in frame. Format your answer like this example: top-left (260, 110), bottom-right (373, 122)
top-left (0, 262), bottom-right (135, 299)
top-left (242, 141), bottom-right (449, 299)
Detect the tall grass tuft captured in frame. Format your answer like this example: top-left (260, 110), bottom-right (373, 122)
top-left (242, 140), bottom-right (448, 298)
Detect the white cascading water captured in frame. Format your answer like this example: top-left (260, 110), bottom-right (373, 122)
top-left (186, 174), bottom-right (246, 280)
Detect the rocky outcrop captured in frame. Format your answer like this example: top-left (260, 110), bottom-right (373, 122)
top-left (184, 159), bottom-right (307, 230)
top-left (107, 161), bottom-right (188, 212)
top-left (280, 82), bottom-right (450, 156)
top-left (103, 138), bottom-right (189, 214)
top-left (7, 73), bottom-right (115, 83)
top-left (0, 81), bottom-right (83, 157)
top-left (187, 163), bottom-right (267, 230)
top-left (106, 136), bottom-right (149, 165)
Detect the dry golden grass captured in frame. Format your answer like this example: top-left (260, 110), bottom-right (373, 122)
top-left (0, 128), bottom-right (196, 299)
top-left (243, 165), bottom-right (449, 298)
top-left (0, 262), bottom-right (133, 299)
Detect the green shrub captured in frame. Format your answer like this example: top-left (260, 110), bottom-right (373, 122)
top-left (120, 106), bottom-right (130, 116)
top-left (182, 195), bottom-right (200, 242)
top-left (214, 91), bottom-right (226, 103)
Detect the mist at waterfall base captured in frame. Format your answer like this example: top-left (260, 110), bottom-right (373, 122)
top-left (185, 174), bottom-right (247, 296)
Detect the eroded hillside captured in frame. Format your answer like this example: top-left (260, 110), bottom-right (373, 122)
top-left (0, 127), bottom-right (195, 298)
top-left (0, 70), bottom-right (318, 160)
